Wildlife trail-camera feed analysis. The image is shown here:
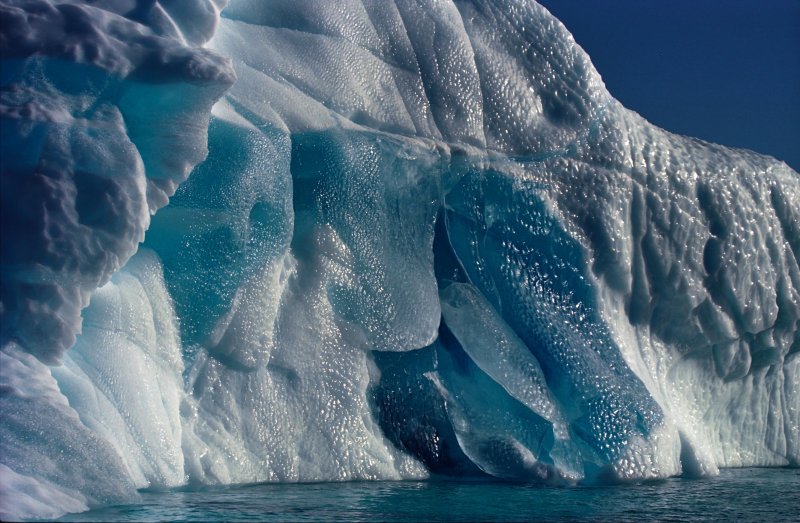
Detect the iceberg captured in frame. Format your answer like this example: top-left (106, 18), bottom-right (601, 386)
top-left (1, 0), bottom-right (797, 520)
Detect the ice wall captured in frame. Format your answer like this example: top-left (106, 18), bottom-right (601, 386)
top-left (1, 0), bottom-right (798, 520)
top-left (192, 0), bottom-right (797, 483)
top-left (0, 1), bottom-right (233, 519)
top-left (0, 0), bottom-right (234, 363)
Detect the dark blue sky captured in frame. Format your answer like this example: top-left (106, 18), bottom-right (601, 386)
top-left (537, 0), bottom-right (800, 171)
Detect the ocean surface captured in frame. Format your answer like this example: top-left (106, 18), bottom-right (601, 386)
top-left (52, 468), bottom-right (800, 522)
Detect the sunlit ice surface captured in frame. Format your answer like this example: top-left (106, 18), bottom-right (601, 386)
top-left (0, 1), bottom-right (797, 520)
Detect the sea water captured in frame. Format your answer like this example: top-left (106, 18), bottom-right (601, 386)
top-left (52, 468), bottom-right (799, 522)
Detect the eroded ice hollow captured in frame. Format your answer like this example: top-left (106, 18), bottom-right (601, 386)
top-left (0, 0), bottom-right (798, 520)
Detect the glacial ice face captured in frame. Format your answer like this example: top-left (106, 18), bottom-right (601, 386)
top-left (1, 0), bottom-right (799, 520)
top-left (0, 0), bottom-right (233, 519)
top-left (0, 0), bottom-right (234, 363)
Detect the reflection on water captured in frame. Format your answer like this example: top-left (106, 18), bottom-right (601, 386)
top-left (55, 468), bottom-right (799, 522)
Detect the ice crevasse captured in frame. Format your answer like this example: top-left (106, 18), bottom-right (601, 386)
top-left (0, 0), bottom-right (798, 520)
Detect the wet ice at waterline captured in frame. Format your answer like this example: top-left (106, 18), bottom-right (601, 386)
top-left (0, 1), bottom-right (797, 520)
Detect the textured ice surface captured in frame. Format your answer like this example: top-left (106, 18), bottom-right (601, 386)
top-left (0, 0), bottom-right (234, 362)
top-left (0, 0), bottom-right (232, 519)
top-left (1, 0), bottom-right (798, 520)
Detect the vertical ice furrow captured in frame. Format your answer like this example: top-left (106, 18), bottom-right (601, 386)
top-left (52, 250), bottom-right (186, 489)
top-left (394, 0), bottom-right (485, 147)
top-left (440, 282), bottom-right (565, 430)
